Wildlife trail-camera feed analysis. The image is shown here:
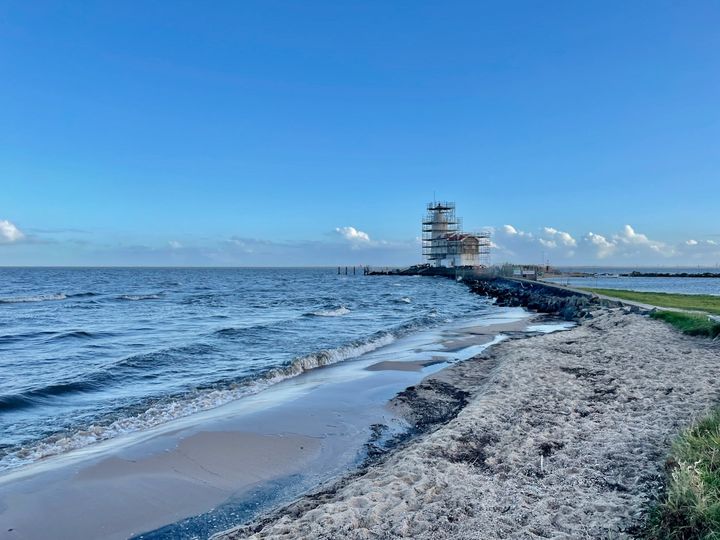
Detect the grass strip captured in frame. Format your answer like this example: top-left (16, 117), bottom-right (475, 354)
top-left (650, 311), bottom-right (720, 339)
top-left (646, 409), bottom-right (720, 539)
top-left (581, 288), bottom-right (720, 315)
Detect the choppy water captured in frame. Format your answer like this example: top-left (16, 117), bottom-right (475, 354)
top-left (0, 267), bottom-right (494, 473)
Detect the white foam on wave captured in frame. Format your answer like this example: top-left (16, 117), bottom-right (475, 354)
top-left (311, 306), bottom-right (351, 317)
top-left (118, 294), bottom-right (162, 301)
top-left (0, 293), bottom-right (67, 304)
top-left (0, 331), bottom-right (396, 472)
top-left (398, 297), bottom-right (412, 304)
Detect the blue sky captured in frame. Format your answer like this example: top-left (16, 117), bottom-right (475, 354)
top-left (1, 1), bottom-right (719, 266)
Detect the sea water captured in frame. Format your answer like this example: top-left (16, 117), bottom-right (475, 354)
top-left (547, 272), bottom-right (720, 296)
top-left (0, 267), bottom-right (499, 473)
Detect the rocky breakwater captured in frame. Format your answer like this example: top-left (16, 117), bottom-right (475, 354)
top-left (466, 277), bottom-right (625, 320)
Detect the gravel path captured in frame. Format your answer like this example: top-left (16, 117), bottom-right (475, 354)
top-left (219, 309), bottom-right (720, 539)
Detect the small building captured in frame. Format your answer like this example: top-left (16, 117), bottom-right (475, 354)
top-left (444, 233), bottom-right (481, 267)
top-left (512, 265), bottom-right (541, 280)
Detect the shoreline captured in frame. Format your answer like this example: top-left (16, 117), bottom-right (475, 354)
top-left (217, 280), bottom-right (720, 539)
top-left (6, 275), bottom-right (716, 538)
top-left (0, 301), bottom-right (546, 540)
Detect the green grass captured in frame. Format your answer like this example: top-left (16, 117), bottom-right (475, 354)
top-left (580, 288), bottom-right (720, 315)
top-left (650, 311), bottom-right (720, 339)
top-left (646, 409), bottom-right (720, 539)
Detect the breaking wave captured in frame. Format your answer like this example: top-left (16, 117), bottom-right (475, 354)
top-left (307, 306), bottom-right (351, 317)
top-left (117, 294), bottom-right (162, 301)
top-left (0, 293), bottom-right (67, 304)
top-left (0, 330), bottom-right (400, 471)
top-left (0, 292), bottom-right (99, 304)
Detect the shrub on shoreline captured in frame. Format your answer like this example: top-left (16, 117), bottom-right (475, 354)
top-left (646, 409), bottom-right (720, 539)
top-left (650, 311), bottom-right (720, 339)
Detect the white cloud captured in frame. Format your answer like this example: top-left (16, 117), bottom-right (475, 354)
top-left (168, 240), bottom-right (183, 249)
top-left (223, 236), bottom-right (275, 254)
top-left (677, 237), bottom-right (720, 262)
top-left (501, 224), bottom-right (533, 238)
top-left (615, 225), bottom-right (648, 245)
top-left (494, 223), bottom-right (687, 263)
top-left (0, 220), bottom-right (24, 243)
top-left (335, 226), bottom-right (370, 243)
top-left (684, 238), bottom-right (718, 248)
top-left (613, 224), bottom-right (674, 256)
top-left (491, 223), bottom-right (720, 264)
top-left (585, 232), bottom-right (616, 259)
top-left (542, 227), bottom-right (577, 247)
top-left (581, 225), bottom-right (678, 260)
top-left (493, 224), bottom-right (576, 261)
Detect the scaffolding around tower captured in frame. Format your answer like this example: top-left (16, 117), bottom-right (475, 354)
top-left (422, 201), bottom-right (491, 268)
top-left (422, 202), bottom-right (459, 263)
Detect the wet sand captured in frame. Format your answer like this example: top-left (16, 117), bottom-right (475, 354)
top-left (365, 359), bottom-right (445, 372)
top-left (2, 431), bottom-right (319, 540)
top-left (220, 309), bottom-right (720, 539)
top-left (0, 367), bottom-right (408, 540)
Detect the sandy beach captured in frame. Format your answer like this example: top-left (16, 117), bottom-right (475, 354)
top-left (0, 305), bottom-right (539, 540)
top-left (220, 307), bottom-right (720, 539)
